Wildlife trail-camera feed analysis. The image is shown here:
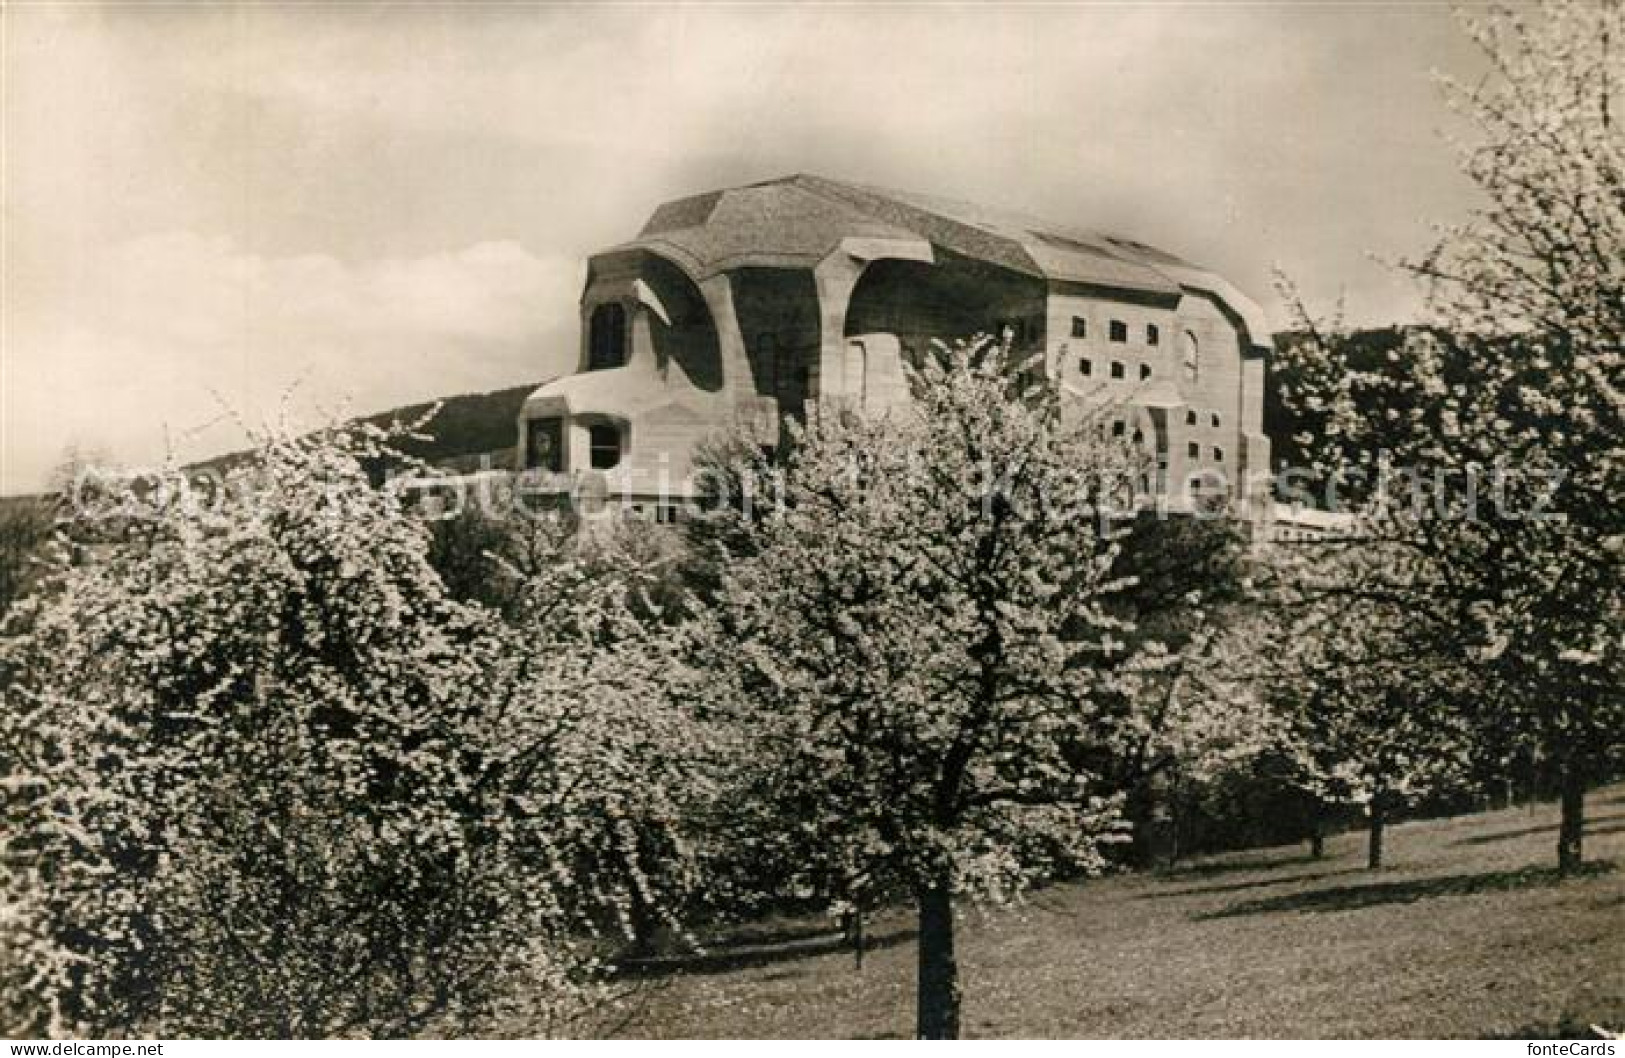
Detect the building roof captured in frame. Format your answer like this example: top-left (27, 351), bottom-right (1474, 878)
top-left (603, 174), bottom-right (1272, 351)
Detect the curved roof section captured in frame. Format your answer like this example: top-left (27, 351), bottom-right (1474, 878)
top-left (601, 174), bottom-right (1272, 352)
top-left (520, 364), bottom-right (724, 422)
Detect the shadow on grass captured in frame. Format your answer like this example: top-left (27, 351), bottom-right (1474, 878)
top-left (702, 922), bottom-right (843, 951)
top-left (1198, 861), bottom-right (1617, 920)
top-left (1457, 816), bottom-right (1625, 846)
top-left (1154, 852), bottom-right (1322, 881)
top-left (613, 925), bottom-right (918, 980)
top-left (1142, 867), bottom-right (1361, 900)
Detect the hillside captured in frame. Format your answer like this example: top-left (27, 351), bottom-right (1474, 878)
top-left (188, 379), bottom-right (546, 477)
top-left (612, 788), bottom-right (1625, 1039)
top-left (351, 379), bottom-right (544, 468)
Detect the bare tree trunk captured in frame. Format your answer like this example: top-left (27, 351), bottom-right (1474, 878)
top-left (1125, 777), bottom-right (1159, 868)
top-left (1309, 808), bottom-right (1326, 860)
top-left (851, 910), bottom-right (866, 971)
top-left (915, 877), bottom-right (960, 1039)
top-left (1367, 797), bottom-right (1385, 870)
top-left (1558, 754), bottom-right (1586, 876)
top-left (1166, 791), bottom-right (1182, 869)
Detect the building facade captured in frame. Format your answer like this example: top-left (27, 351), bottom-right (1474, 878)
top-left (516, 174), bottom-right (1274, 514)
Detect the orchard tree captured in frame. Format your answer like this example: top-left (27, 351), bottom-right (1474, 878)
top-left (1108, 600), bottom-right (1278, 867)
top-left (698, 339), bottom-right (1140, 1038)
top-left (423, 477), bottom-right (730, 954)
top-left (0, 423), bottom-right (691, 1037)
top-left (1274, 1), bottom-right (1623, 874)
top-left (1262, 542), bottom-right (1478, 869)
top-left (1094, 515), bottom-right (1268, 865)
top-left (479, 508), bottom-right (724, 954)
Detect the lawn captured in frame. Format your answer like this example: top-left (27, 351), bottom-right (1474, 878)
top-left (611, 786), bottom-right (1625, 1038)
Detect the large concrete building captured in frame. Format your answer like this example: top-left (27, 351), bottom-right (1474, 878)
top-left (516, 174), bottom-right (1273, 514)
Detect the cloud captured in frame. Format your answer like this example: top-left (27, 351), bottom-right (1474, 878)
top-left (3, 234), bottom-right (582, 492)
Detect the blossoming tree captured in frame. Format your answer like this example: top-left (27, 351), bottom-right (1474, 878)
top-left (1261, 545), bottom-right (1477, 869)
top-left (1272, 1), bottom-right (1623, 873)
top-left (0, 423), bottom-right (696, 1036)
top-left (698, 339), bottom-right (1143, 1038)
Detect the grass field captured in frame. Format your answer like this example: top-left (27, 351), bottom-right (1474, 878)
top-left (613, 786), bottom-right (1625, 1039)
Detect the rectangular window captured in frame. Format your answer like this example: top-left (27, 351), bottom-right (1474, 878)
top-left (588, 423), bottom-right (621, 470)
top-left (1147, 324), bottom-right (1160, 346)
top-left (588, 303), bottom-right (627, 371)
top-left (1071, 316), bottom-right (1088, 339)
top-left (1079, 357), bottom-right (1093, 376)
top-left (1112, 420), bottom-right (1126, 437)
top-left (1139, 363), bottom-right (1152, 380)
top-left (1187, 441), bottom-right (1200, 459)
top-left (1186, 409), bottom-right (1198, 426)
top-left (1109, 319), bottom-right (1128, 343)
top-left (1213, 446), bottom-right (1224, 462)
top-left (1211, 412), bottom-right (1221, 428)
top-left (1110, 361), bottom-right (1125, 379)
top-left (526, 418), bottom-right (563, 472)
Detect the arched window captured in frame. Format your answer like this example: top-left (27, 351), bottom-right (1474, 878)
top-left (1181, 330), bottom-right (1200, 382)
top-left (588, 303), bottom-right (627, 370)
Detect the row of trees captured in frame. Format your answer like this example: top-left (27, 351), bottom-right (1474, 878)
top-left (2, 319), bottom-right (1606, 1036)
top-left (1269, 0), bottom-right (1622, 873)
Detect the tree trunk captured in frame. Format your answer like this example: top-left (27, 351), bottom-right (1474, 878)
top-left (1367, 797), bottom-right (1385, 870)
top-left (852, 910), bottom-right (866, 971)
top-left (915, 878), bottom-right (960, 1039)
top-left (1558, 755), bottom-right (1586, 876)
top-left (1307, 799), bottom-right (1326, 859)
top-left (628, 897), bottom-right (659, 956)
top-left (1124, 778), bottom-right (1159, 868)
top-left (1166, 798), bottom-right (1182, 869)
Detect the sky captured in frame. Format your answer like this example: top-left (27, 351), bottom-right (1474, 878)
top-left (2, 2), bottom-right (1486, 494)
